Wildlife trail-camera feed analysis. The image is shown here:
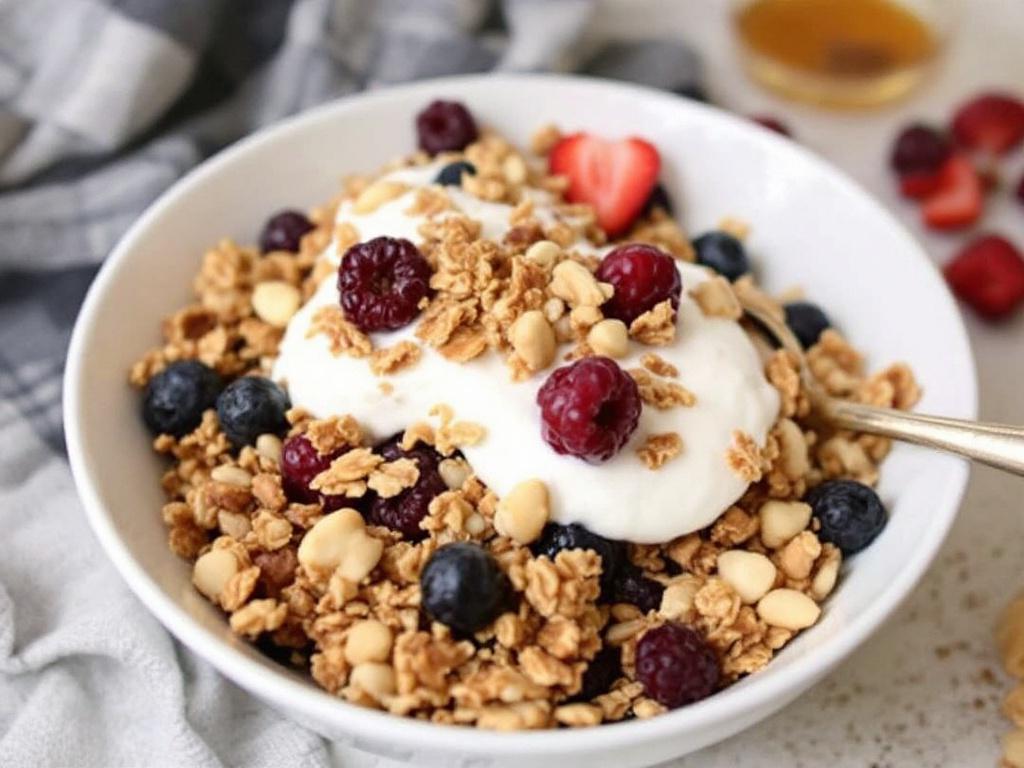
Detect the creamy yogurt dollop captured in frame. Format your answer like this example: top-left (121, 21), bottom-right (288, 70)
top-left (273, 163), bottom-right (779, 543)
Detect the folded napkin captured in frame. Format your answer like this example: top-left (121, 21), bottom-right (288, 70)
top-left (0, 1), bottom-right (701, 765)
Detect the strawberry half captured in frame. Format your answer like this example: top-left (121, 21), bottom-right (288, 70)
top-left (549, 133), bottom-right (660, 237)
top-left (951, 93), bottom-right (1024, 154)
top-left (944, 234), bottom-right (1024, 319)
top-left (922, 154), bottom-right (983, 231)
top-left (899, 170), bottom-right (944, 199)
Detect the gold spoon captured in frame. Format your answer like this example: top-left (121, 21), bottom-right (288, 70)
top-left (739, 296), bottom-right (1024, 476)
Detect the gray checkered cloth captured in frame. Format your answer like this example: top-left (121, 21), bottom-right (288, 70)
top-left (0, 1), bottom-right (701, 765)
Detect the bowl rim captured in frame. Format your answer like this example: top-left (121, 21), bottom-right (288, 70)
top-left (64, 72), bottom-right (977, 757)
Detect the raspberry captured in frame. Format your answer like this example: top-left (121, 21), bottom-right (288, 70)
top-left (368, 438), bottom-right (448, 540)
top-left (532, 523), bottom-right (625, 599)
top-left (611, 565), bottom-right (665, 613)
top-left (890, 124), bottom-right (951, 176)
top-left (635, 623), bottom-right (720, 709)
top-left (415, 100), bottom-right (479, 155)
top-left (337, 237), bottom-right (432, 332)
top-left (421, 542), bottom-right (511, 635)
top-left (595, 244), bottom-right (682, 326)
top-left (280, 435), bottom-right (347, 505)
top-left (536, 357), bottom-right (641, 463)
top-left (259, 210), bottom-right (314, 253)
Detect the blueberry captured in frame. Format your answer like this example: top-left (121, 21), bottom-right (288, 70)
top-left (421, 542), bottom-right (510, 635)
top-left (142, 360), bottom-right (222, 437)
top-left (532, 523), bottom-right (625, 600)
top-left (215, 376), bottom-right (290, 448)
top-left (807, 479), bottom-right (887, 555)
top-left (574, 645), bottom-right (622, 701)
top-left (784, 301), bottom-right (832, 348)
top-left (434, 161), bottom-right (476, 186)
top-left (642, 183), bottom-right (674, 216)
top-left (259, 210), bottom-right (313, 253)
top-left (611, 565), bottom-right (665, 613)
top-left (692, 231), bottom-right (750, 281)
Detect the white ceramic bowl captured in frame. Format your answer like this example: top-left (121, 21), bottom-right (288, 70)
top-left (64, 74), bottom-right (976, 768)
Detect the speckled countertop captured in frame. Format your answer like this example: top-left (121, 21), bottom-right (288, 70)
top-left (332, 2), bottom-right (1024, 765)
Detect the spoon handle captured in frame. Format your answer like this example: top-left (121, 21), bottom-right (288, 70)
top-left (824, 399), bottom-right (1024, 476)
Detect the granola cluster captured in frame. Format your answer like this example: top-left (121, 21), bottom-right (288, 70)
top-left (132, 122), bottom-right (921, 729)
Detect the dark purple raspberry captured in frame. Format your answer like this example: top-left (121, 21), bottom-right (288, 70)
top-left (890, 124), bottom-right (951, 177)
top-left (574, 645), bottom-right (622, 701)
top-left (612, 565), bottom-right (665, 613)
top-left (635, 623), bottom-right (720, 709)
top-left (337, 237), bottom-right (432, 332)
top-left (596, 244), bottom-right (682, 326)
top-left (280, 435), bottom-right (349, 506)
top-left (532, 523), bottom-right (625, 600)
top-left (415, 100), bottom-right (479, 155)
top-left (369, 438), bottom-right (448, 540)
top-left (537, 357), bottom-right (642, 463)
top-left (421, 542), bottom-right (510, 635)
top-left (259, 210), bottom-right (314, 253)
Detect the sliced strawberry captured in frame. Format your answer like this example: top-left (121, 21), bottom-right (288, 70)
top-left (549, 133), bottom-right (660, 237)
top-left (944, 234), bottom-right (1024, 319)
top-left (922, 155), bottom-right (983, 231)
top-left (899, 170), bottom-right (943, 199)
top-left (951, 93), bottom-right (1024, 154)
top-left (1017, 170), bottom-right (1024, 206)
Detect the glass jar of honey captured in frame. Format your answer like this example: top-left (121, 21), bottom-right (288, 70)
top-left (733, 0), bottom-right (955, 108)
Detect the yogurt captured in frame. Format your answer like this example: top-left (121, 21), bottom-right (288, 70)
top-left (273, 163), bottom-right (780, 543)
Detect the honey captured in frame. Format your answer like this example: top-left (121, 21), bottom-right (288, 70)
top-left (734, 0), bottom-right (943, 108)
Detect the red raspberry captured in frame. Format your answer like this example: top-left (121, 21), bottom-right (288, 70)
top-left (369, 439), bottom-right (449, 540)
top-left (537, 357), bottom-right (641, 463)
top-left (337, 237), bottom-right (432, 332)
top-left (635, 623), bottom-right (720, 709)
top-left (944, 234), bottom-right (1024, 320)
top-left (415, 100), bottom-right (479, 155)
top-left (595, 244), bottom-right (682, 326)
top-left (281, 435), bottom-right (343, 504)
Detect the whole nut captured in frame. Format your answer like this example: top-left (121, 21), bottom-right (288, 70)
top-left (549, 260), bottom-right (612, 308)
top-left (353, 180), bottom-right (408, 214)
top-left (344, 620), bottom-right (394, 665)
top-left (778, 531), bottom-right (822, 580)
top-left (756, 588), bottom-right (821, 630)
top-left (775, 418), bottom-right (810, 479)
top-left (494, 479), bottom-right (550, 545)
top-left (717, 550), bottom-right (777, 604)
top-left (255, 433), bottom-right (283, 464)
top-left (525, 240), bottom-right (561, 269)
top-left (542, 297), bottom-right (566, 323)
top-left (587, 319), bottom-right (630, 358)
top-left (297, 508), bottom-right (383, 583)
top-left (193, 548), bottom-right (241, 603)
top-left (252, 281), bottom-right (301, 328)
top-left (349, 662), bottom-right (396, 701)
top-left (658, 575), bottom-right (702, 621)
top-left (210, 465), bottom-right (253, 487)
top-left (438, 458), bottom-right (471, 490)
top-left (810, 544), bottom-right (841, 601)
top-left (503, 154), bottom-right (528, 184)
top-left (508, 310), bottom-right (556, 372)
top-left (759, 500), bottom-right (812, 548)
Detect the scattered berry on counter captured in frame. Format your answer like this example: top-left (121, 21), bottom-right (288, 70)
top-left (415, 100), bottom-right (479, 155)
top-left (635, 623), bottom-right (720, 709)
top-left (142, 360), bottom-right (222, 437)
top-left (420, 542), bottom-right (511, 635)
top-left (369, 438), bottom-right (449, 541)
top-left (1016, 171), bottom-right (1024, 207)
top-left (692, 230), bottom-right (751, 281)
top-left (596, 243), bottom-right (682, 326)
top-left (215, 376), bottom-right (290, 448)
top-left (921, 154), bottom-right (983, 231)
top-left (574, 645), bottom-right (623, 701)
top-left (890, 124), bottom-right (952, 199)
top-left (783, 301), bottom-right (832, 348)
top-left (944, 234), bottom-right (1024, 319)
top-left (750, 114), bottom-right (792, 137)
top-left (532, 522), bottom-right (626, 599)
top-left (281, 435), bottom-right (341, 504)
top-left (259, 210), bottom-right (314, 254)
top-left (642, 183), bottom-right (674, 216)
top-left (337, 236), bottom-right (432, 332)
top-left (548, 132), bottom-right (661, 237)
top-left (807, 479), bottom-right (887, 555)
top-left (433, 160), bottom-right (477, 186)
top-left (951, 92), bottom-right (1024, 155)
top-left (611, 564), bottom-right (665, 613)
top-left (537, 356), bottom-right (642, 463)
